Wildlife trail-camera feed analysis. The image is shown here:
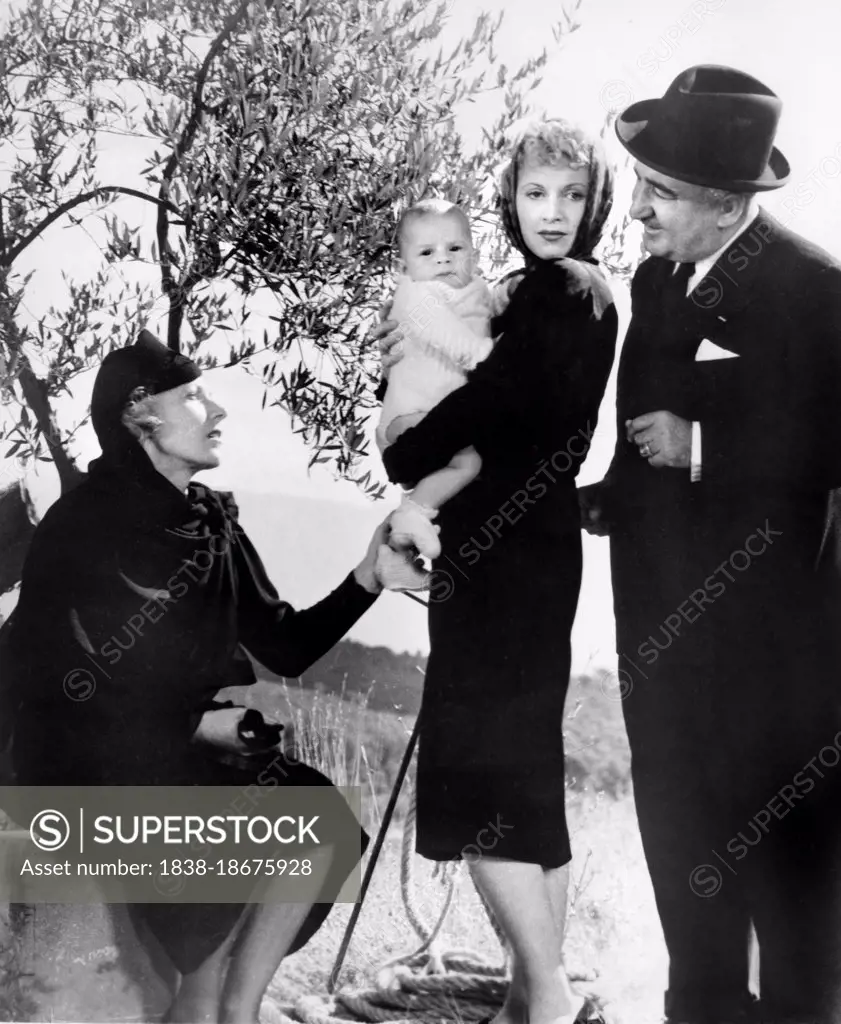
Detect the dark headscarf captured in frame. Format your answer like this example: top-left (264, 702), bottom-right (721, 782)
top-left (91, 329), bottom-right (201, 454)
top-left (498, 118), bottom-right (614, 261)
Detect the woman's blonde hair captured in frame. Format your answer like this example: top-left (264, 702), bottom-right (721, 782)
top-left (120, 386), bottom-right (163, 441)
top-left (497, 118), bottom-right (614, 263)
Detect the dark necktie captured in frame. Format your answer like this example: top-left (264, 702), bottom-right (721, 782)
top-left (668, 260), bottom-right (696, 300)
top-left (619, 262), bottom-right (696, 424)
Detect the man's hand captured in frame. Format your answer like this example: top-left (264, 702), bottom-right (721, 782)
top-left (626, 411), bottom-right (691, 469)
top-left (579, 482), bottom-right (612, 536)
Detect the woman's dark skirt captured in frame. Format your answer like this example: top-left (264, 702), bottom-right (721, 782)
top-left (138, 752), bottom-right (368, 974)
top-left (11, 731), bottom-right (368, 975)
top-left (416, 481), bottom-right (583, 869)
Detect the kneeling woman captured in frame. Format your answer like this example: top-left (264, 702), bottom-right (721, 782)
top-left (7, 332), bottom-right (384, 1024)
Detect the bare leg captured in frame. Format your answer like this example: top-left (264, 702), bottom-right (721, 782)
top-left (544, 865), bottom-right (569, 953)
top-left (384, 411), bottom-right (426, 444)
top-left (385, 446), bottom-right (482, 560)
top-left (385, 414), bottom-right (482, 514)
top-left (163, 920), bottom-right (241, 1024)
top-left (469, 856), bottom-right (581, 1024)
top-left (544, 865), bottom-right (580, 1007)
top-left (219, 845), bottom-right (336, 1024)
top-left (380, 410), bottom-right (482, 564)
top-left (504, 954), bottom-right (529, 1024)
top-left (409, 446), bottom-right (482, 511)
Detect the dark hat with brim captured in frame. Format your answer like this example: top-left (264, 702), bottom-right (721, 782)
top-left (616, 65), bottom-right (790, 192)
top-left (91, 329), bottom-right (201, 452)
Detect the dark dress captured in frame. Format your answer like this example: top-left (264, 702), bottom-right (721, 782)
top-left (384, 260), bottom-right (617, 867)
top-left (5, 443), bottom-right (374, 972)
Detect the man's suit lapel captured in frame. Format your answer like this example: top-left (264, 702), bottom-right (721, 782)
top-left (617, 257), bottom-right (699, 426)
top-left (616, 210), bottom-right (780, 433)
top-left (684, 209), bottom-right (779, 350)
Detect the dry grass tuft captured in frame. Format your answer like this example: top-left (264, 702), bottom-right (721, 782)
top-left (243, 681), bottom-right (668, 1024)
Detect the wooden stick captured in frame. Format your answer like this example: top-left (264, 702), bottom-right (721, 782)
top-left (327, 711), bottom-right (422, 993)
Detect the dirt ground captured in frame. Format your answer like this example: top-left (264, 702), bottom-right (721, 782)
top-left (2, 790), bottom-right (667, 1024)
top-left (266, 791), bottom-right (668, 1024)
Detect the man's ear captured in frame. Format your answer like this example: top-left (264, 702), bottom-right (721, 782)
top-left (717, 193), bottom-right (750, 229)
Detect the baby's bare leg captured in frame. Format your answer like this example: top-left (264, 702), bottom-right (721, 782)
top-left (384, 411), bottom-right (427, 445)
top-left (387, 447), bottom-right (481, 560)
top-left (410, 446), bottom-right (482, 510)
top-left (385, 412), bottom-right (482, 511)
top-left (381, 414), bottom-right (481, 563)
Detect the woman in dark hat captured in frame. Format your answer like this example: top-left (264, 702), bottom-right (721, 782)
top-left (6, 330), bottom-right (385, 1023)
top-left (379, 120), bottom-right (617, 1024)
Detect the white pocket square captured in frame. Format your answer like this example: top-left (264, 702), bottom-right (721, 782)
top-left (695, 338), bottom-right (739, 361)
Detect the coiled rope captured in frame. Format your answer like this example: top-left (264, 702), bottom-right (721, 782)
top-left (261, 773), bottom-right (603, 1024)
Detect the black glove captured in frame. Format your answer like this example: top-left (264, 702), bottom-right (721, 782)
top-left (237, 707), bottom-right (284, 751)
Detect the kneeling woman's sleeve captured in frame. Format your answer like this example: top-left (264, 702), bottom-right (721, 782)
top-left (233, 529), bottom-right (377, 679)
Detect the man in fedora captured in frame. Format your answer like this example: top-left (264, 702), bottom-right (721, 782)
top-left (581, 65), bottom-right (841, 1022)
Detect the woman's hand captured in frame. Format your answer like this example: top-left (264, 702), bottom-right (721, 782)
top-left (353, 516), bottom-right (392, 594)
top-left (192, 706), bottom-right (282, 756)
top-left (371, 318), bottom-right (403, 375)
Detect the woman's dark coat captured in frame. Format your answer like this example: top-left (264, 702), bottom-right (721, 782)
top-left (384, 260), bottom-right (617, 866)
top-left (5, 443), bottom-right (374, 971)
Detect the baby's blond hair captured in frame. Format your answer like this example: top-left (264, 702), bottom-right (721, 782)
top-left (396, 199), bottom-right (471, 256)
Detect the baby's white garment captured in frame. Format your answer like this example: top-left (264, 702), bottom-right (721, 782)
top-left (378, 275), bottom-right (493, 448)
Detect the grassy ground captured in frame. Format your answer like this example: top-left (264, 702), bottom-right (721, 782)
top-left (240, 682), bottom-right (669, 1024)
top-left (0, 679), bottom-right (666, 1022)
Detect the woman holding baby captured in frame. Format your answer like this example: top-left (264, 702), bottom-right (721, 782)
top-left (377, 121), bottom-right (617, 1024)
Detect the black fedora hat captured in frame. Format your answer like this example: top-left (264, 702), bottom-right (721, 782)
top-left (616, 65), bottom-right (790, 192)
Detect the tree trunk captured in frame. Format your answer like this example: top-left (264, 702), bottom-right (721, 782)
top-left (15, 364), bottom-right (83, 495)
top-left (0, 481), bottom-right (36, 595)
top-left (0, 307), bottom-right (84, 593)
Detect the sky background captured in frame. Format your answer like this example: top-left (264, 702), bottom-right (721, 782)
top-left (4, 0), bottom-right (841, 667)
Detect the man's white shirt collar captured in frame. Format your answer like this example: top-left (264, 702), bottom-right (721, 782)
top-left (678, 201), bottom-right (761, 294)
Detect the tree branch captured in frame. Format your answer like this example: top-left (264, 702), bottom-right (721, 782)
top-left (157, 0), bottom-right (273, 352)
top-left (5, 186), bottom-right (182, 266)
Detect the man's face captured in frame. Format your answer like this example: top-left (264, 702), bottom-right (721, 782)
top-left (399, 212), bottom-right (474, 287)
top-left (630, 162), bottom-right (724, 262)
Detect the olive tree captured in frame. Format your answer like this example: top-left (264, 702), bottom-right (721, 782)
top-left (0, 0), bottom-right (598, 592)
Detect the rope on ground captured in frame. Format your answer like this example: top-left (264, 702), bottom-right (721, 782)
top-left (262, 766), bottom-right (605, 1024)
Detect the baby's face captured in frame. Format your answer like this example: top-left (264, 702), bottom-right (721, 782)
top-left (399, 212), bottom-right (474, 287)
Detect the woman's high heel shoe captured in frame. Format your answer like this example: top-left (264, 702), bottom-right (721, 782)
top-left (553, 996), bottom-right (587, 1024)
top-left (565, 995), bottom-right (608, 1023)
top-left (473, 995), bottom-right (605, 1024)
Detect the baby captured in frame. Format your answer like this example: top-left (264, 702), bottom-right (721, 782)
top-left (376, 199), bottom-right (493, 590)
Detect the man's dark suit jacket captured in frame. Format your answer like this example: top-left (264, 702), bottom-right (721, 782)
top-left (598, 209), bottom-right (841, 1017)
top-left (604, 209), bottom-right (841, 777)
